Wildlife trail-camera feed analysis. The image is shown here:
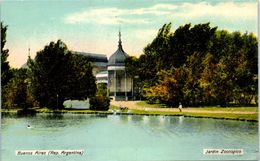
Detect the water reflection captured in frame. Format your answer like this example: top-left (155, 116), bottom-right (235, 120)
top-left (119, 115), bottom-right (128, 123)
top-left (2, 112), bottom-right (19, 118)
top-left (127, 115), bottom-right (132, 122)
top-left (95, 114), bottom-right (108, 118)
top-left (1, 113), bottom-right (258, 161)
top-left (178, 116), bottom-right (184, 124)
top-left (46, 113), bottom-right (64, 120)
top-left (142, 115), bottom-right (150, 124)
top-left (130, 115), bottom-right (143, 123)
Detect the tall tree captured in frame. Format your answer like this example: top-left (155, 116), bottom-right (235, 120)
top-left (1, 22), bottom-right (12, 87)
top-left (28, 40), bottom-right (96, 109)
top-left (1, 22), bottom-right (14, 109)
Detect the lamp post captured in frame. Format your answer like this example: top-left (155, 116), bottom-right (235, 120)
top-left (56, 94), bottom-right (59, 109)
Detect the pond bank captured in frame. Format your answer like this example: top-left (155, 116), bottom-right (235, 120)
top-left (1, 105), bottom-right (258, 122)
top-left (110, 101), bottom-right (258, 122)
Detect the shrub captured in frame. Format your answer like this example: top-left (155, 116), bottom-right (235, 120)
top-left (89, 95), bottom-right (110, 111)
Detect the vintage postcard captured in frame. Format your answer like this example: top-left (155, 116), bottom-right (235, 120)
top-left (1, 0), bottom-right (258, 161)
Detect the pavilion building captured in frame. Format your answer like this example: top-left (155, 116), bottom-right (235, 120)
top-left (75, 52), bottom-right (108, 75)
top-left (107, 32), bottom-right (133, 101)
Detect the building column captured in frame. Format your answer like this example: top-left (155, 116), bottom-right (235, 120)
top-left (114, 70), bottom-right (116, 97)
top-left (125, 72), bottom-right (127, 101)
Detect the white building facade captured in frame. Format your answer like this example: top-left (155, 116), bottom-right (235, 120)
top-left (107, 32), bottom-right (133, 101)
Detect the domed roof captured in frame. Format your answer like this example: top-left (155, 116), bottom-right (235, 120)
top-left (108, 32), bottom-right (129, 66)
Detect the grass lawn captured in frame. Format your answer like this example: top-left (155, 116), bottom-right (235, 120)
top-left (136, 101), bottom-right (166, 108)
top-left (136, 101), bottom-right (258, 112)
top-left (190, 107), bottom-right (258, 112)
top-left (111, 101), bottom-right (258, 122)
top-left (108, 106), bottom-right (258, 121)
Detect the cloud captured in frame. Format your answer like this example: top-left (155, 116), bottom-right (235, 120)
top-left (63, 2), bottom-right (257, 25)
top-left (174, 2), bottom-right (257, 20)
top-left (130, 4), bottom-right (177, 16)
top-left (63, 3), bottom-right (179, 25)
top-left (64, 7), bottom-right (153, 25)
top-left (65, 8), bottom-right (118, 24)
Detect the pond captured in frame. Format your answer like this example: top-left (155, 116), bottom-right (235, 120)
top-left (1, 113), bottom-right (258, 161)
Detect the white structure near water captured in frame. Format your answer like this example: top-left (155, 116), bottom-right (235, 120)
top-left (63, 99), bottom-right (90, 109)
top-left (76, 31), bottom-right (134, 101)
top-left (107, 32), bottom-right (133, 101)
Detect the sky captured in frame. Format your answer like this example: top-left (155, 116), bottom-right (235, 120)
top-left (1, 0), bottom-right (258, 68)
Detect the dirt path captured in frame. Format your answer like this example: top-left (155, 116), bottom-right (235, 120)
top-left (110, 101), bottom-right (257, 114)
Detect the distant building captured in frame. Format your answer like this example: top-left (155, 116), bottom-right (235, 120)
top-left (75, 52), bottom-right (108, 75)
top-left (107, 32), bottom-right (133, 101)
top-left (96, 71), bottom-right (108, 84)
top-left (21, 51), bottom-right (108, 76)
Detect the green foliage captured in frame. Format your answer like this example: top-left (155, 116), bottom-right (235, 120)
top-left (89, 95), bottom-right (110, 111)
top-left (89, 83), bottom-right (110, 111)
top-left (125, 56), bottom-right (139, 78)
top-left (1, 22), bottom-right (13, 87)
top-left (127, 22), bottom-right (258, 107)
top-left (3, 68), bottom-right (34, 109)
top-left (144, 67), bottom-right (188, 106)
top-left (96, 83), bottom-right (108, 97)
top-left (1, 22), bottom-right (14, 108)
top-left (65, 53), bottom-right (97, 100)
top-left (144, 70), bottom-right (177, 105)
top-left (28, 40), bottom-right (96, 109)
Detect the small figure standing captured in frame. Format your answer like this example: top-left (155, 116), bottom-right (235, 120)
top-left (178, 102), bottom-right (182, 112)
